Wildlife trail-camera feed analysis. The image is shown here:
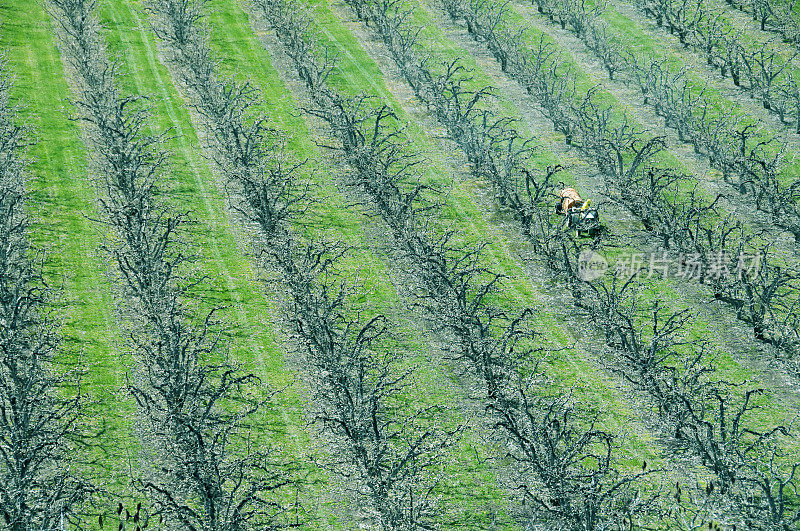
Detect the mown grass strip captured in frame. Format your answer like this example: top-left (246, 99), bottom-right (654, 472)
top-left (362, 2), bottom-right (800, 522)
top-left (0, 0), bottom-right (135, 490)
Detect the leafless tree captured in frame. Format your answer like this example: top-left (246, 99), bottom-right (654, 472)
top-left (272, 238), bottom-right (458, 530)
top-left (0, 54), bottom-right (94, 531)
top-left (740, 43), bottom-right (798, 110)
top-left (635, 0), bottom-right (800, 125)
top-left (582, 271), bottom-right (800, 527)
top-left (448, 0), bottom-right (800, 355)
top-left (148, 0), bottom-right (465, 526)
top-left (49, 0), bottom-right (300, 527)
top-left (491, 385), bottom-right (658, 528)
top-left (433, 0), bottom-right (800, 520)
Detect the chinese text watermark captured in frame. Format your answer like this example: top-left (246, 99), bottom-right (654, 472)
top-left (577, 250), bottom-right (761, 282)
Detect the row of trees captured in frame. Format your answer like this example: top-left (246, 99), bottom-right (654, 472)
top-left (47, 0), bottom-right (300, 528)
top-left (638, 0), bottom-right (800, 44)
top-left (145, 0), bottom-right (460, 527)
top-left (726, 0), bottom-right (799, 37)
top-left (258, 0), bottom-right (677, 528)
top-left (530, 0), bottom-right (800, 245)
top-left (635, 0), bottom-right (800, 129)
top-left (440, 0), bottom-right (800, 358)
top-left (712, 0), bottom-right (799, 44)
top-left (275, 0), bottom-right (800, 526)
top-left (0, 51), bottom-right (93, 530)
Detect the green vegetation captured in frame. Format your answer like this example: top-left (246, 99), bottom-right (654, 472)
top-left (3, 0), bottom-right (800, 526)
top-left (0, 0), bottom-right (133, 488)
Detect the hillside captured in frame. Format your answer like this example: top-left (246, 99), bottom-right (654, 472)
top-left (2, 0), bottom-right (800, 528)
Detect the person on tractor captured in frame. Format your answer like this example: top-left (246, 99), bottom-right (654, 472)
top-left (555, 186), bottom-right (600, 236)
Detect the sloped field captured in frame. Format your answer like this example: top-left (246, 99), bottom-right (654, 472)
top-left (2, 0), bottom-right (800, 528)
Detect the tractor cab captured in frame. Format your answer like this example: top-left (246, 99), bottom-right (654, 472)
top-left (555, 187), bottom-right (600, 237)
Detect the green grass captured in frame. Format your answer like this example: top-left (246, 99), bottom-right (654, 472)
top-left (490, 0), bottom-right (800, 385)
top-left (328, 0), bottom-right (780, 389)
top-left (193, 2), bottom-right (525, 524)
top-left (237, 0), bottom-right (672, 468)
top-left (100, 0), bottom-right (521, 524)
top-left (0, 0), bottom-right (135, 490)
top-left (6, 0), bottom-right (798, 522)
top-left (441, 0), bottom-right (800, 197)
top-left (198, 0), bottom-right (668, 518)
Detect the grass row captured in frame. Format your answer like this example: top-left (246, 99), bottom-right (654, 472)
top-left (7, 0), bottom-right (795, 519)
top-left (114, 0), bottom-right (522, 524)
top-left (243, 0), bottom-right (675, 476)
top-left (0, 0), bottom-right (135, 492)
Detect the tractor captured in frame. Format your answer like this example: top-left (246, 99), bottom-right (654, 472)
top-left (554, 187), bottom-right (600, 237)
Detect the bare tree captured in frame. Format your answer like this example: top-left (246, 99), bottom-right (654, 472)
top-left (272, 238), bottom-right (457, 530)
top-left (259, 0), bottom-right (800, 527)
top-left (741, 43), bottom-right (797, 110)
top-left (258, 4), bottom-right (660, 526)
top-left (490, 383), bottom-right (658, 528)
top-left (583, 272), bottom-right (800, 528)
top-left (0, 54), bottom-right (93, 531)
top-left (48, 0), bottom-right (300, 528)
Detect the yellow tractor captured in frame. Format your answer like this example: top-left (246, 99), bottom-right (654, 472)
top-left (555, 187), bottom-right (600, 237)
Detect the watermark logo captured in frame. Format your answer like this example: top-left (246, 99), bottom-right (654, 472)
top-left (615, 251), bottom-right (761, 281)
top-left (576, 249), bottom-right (761, 282)
top-left (577, 250), bottom-right (609, 281)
